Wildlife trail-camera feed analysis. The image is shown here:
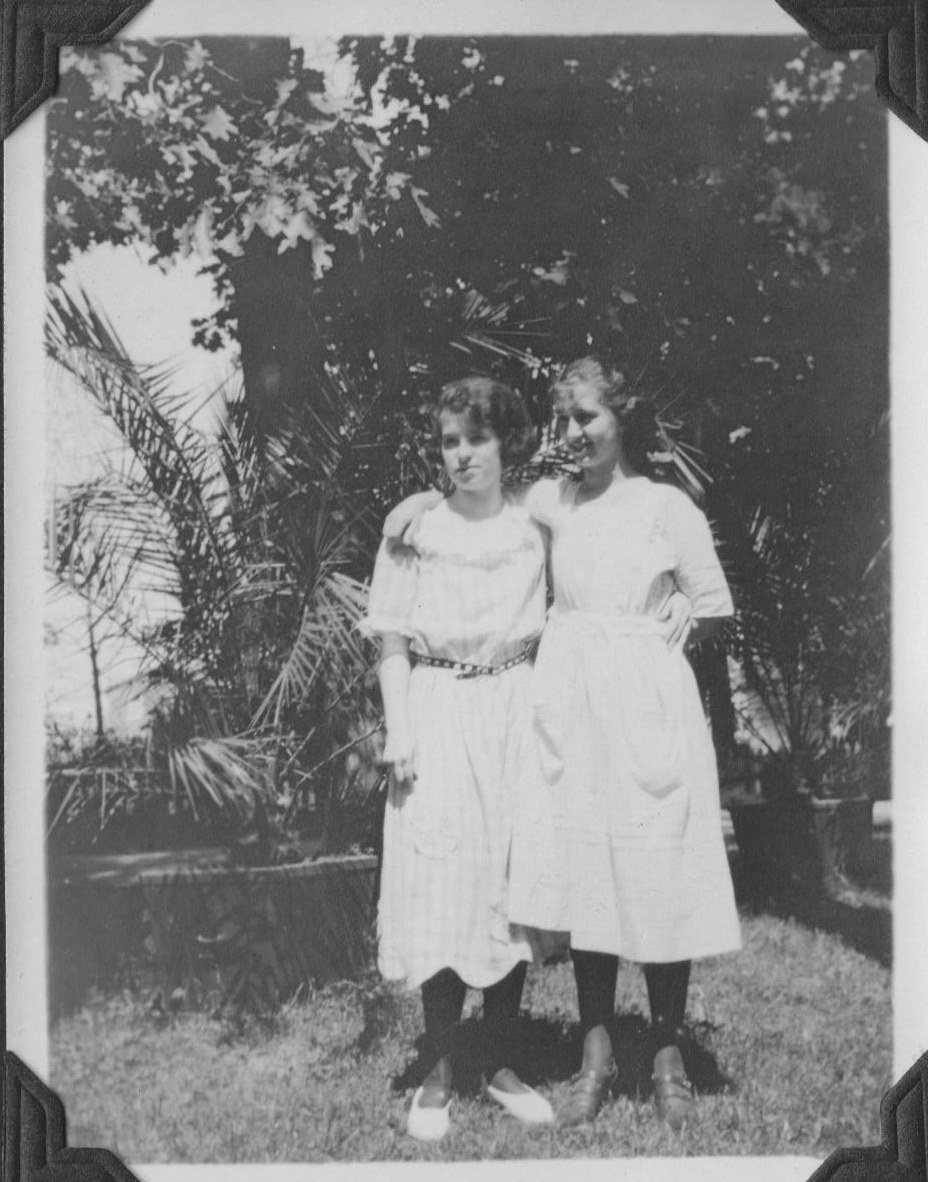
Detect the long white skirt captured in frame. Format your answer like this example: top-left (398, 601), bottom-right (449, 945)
top-left (508, 610), bottom-right (741, 964)
top-left (377, 660), bottom-right (549, 990)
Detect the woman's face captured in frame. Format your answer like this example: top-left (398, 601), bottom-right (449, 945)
top-left (439, 410), bottom-right (503, 496)
top-left (555, 382), bottom-right (622, 473)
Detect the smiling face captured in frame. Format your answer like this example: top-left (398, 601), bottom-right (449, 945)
top-left (439, 410), bottom-right (504, 497)
top-left (555, 382), bottom-right (623, 474)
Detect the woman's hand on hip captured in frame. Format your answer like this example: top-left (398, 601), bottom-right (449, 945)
top-left (659, 591), bottom-right (694, 652)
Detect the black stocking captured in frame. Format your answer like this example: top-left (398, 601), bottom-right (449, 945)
top-left (421, 968), bottom-right (466, 1069)
top-left (643, 960), bottom-right (691, 1049)
top-left (481, 961), bottom-right (527, 1079)
top-left (571, 948), bottom-right (619, 1036)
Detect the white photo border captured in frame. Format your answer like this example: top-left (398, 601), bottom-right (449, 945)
top-left (5, 1), bottom-right (927, 1179)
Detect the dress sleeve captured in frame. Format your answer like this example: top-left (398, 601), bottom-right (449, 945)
top-left (521, 478), bottom-right (564, 529)
top-left (358, 538), bottom-right (419, 638)
top-left (663, 488), bottom-right (734, 619)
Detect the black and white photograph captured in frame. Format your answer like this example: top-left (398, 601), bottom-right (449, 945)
top-left (4, 0), bottom-right (928, 1177)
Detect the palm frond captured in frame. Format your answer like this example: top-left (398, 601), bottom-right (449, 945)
top-left (46, 286), bottom-right (240, 608)
top-left (252, 571), bottom-right (372, 729)
top-left (52, 475), bottom-right (180, 600)
top-left (167, 735), bottom-right (271, 822)
top-left (450, 290), bottom-right (553, 374)
top-left (661, 438), bottom-right (712, 499)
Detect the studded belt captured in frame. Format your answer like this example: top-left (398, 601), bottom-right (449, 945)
top-left (410, 640), bottom-right (538, 680)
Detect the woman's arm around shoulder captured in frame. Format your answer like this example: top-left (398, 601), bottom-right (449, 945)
top-left (382, 489), bottom-right (444, 544)
top-left (517, 476), bottom-right (565, 529)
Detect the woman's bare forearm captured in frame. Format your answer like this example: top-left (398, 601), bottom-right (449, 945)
top-left (379, 634), bottom-right (412, 739)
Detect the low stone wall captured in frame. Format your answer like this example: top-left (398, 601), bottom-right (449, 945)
top-left (47, 852), bottom-right (380, 1016)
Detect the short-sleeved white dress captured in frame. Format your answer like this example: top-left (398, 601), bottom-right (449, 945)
top-left (361, 497), bottom-right (549, 990)
top-left (508, 476), bottom-right (742, 964)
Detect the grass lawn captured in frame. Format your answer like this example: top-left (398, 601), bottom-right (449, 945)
top-left (50, 910), bottom-right (891, 1163)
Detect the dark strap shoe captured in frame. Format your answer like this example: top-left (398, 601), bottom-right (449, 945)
top-left (555, 1060), bottom-right (617, 1128)
top-left (652, 1045), bottom-right (694, 1131)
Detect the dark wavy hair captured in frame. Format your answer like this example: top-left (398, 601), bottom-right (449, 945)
top-left (435, 376), bottom-right (537, 468)
top-left (550, 355), bottom-right (665, 476)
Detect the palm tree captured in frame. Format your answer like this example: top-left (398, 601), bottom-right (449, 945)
top-left (46, 285), bottom-right (387, 850)
top-left (727, 474), bottom-right (890, 801)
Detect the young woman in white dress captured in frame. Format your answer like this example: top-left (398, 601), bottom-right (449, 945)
top-left (386, 357), bottom-right (740, 1131)
top-left (362, 376), bottom-right (555, 1141)
top-left (507, 356), bottom-right (741, 1129)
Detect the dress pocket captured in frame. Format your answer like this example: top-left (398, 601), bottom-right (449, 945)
top-left (411, 816), bottom-right (458, 859)
top-left (611, 649), bottom-right (689, 800)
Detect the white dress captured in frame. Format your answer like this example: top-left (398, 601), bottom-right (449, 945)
top-left (361, 497), bottom-right (549, 990)
top-left (508, 476), bottom-right (742, 964)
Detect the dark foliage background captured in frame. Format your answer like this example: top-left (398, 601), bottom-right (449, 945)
top-left (44, 33), bottom-right (889, 854)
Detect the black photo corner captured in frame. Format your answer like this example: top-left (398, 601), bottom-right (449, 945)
top-left (2, 0), bottom-right (926, 1177)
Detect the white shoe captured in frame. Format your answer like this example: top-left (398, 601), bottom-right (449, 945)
top-left (486, 1069), bottom-right (555, 1125)
top-left (407, 1086), bottom-right (452, 1141)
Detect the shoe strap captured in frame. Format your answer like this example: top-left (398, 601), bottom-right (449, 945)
top-left (572, 1060), bottom-right (617, 1086)
top-left (652, 1071), bottom-right (693, 1093)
